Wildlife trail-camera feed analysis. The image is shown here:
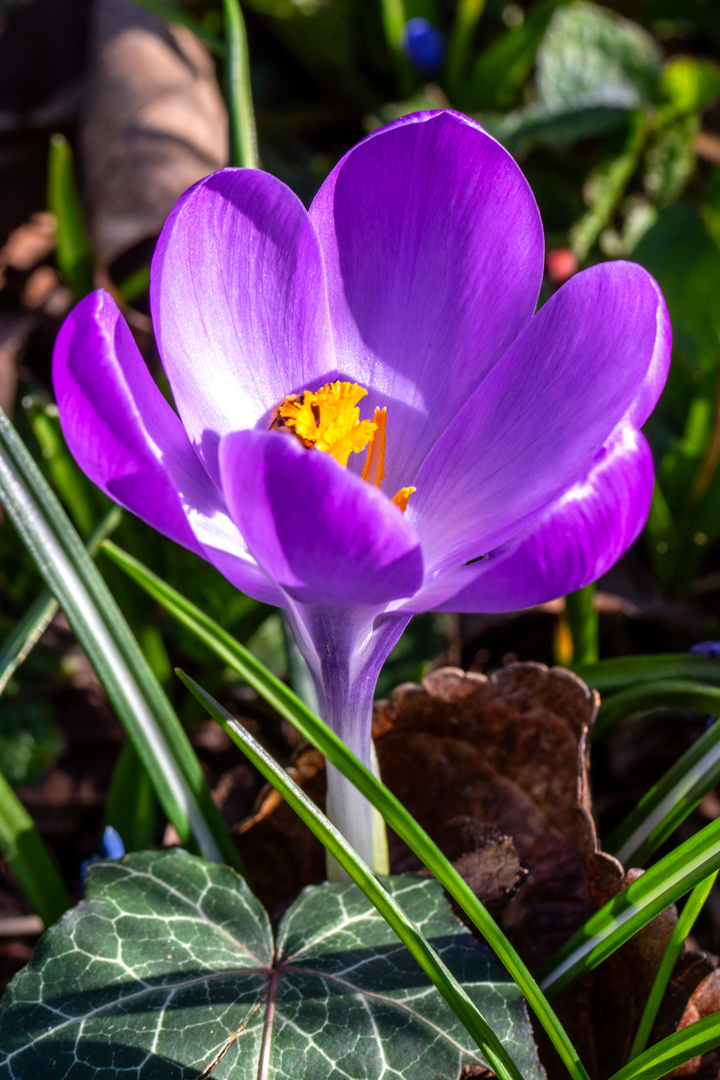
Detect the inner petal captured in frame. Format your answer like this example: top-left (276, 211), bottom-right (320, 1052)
top-left (272, 380), bottom-right (414, 512)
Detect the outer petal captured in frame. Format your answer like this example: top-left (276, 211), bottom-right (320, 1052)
top-left (219, 430), bottom-right (424, 608)
top-left (52, 291), bottom-right (282, 605)
top-left (151, 168), bottom-right (335, 483)
top-left (309, 111), bottom-right (544, 492)
top-left (411, 261), bottom-right (670, 574)
top-left (404, 426), bottom-right (653, 613)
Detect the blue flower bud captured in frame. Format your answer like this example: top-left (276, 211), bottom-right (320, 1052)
top-left (101, 825), bottom-right (126, 860)
top-left (403, 17), bottom-right (444, 75)
top-left (691, 641), bottom-right (720, 659)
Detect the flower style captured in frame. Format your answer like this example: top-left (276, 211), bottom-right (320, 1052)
top-left (53, 111), bottom-right (670, 870)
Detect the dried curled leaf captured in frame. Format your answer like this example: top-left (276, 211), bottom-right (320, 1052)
top-left (83, 0), bottom-right (228, 272)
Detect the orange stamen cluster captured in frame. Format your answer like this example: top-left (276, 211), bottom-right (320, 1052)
top-left (274, 381), bottom-right (415, 512)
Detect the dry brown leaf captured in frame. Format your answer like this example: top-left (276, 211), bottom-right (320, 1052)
top-left (0, 312), bottom-right (35, 415)
top-left (0, 211), bottom-right (54, 273)
top-left (375, 664), bottom-right (597, 966)
top-left (235, 746), bottom-right (327, 913)
top-left (83, 0), bottom-right (228, 273)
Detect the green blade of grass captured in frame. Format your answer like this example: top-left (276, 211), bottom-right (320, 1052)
top-left (178, 669), bottom-right (526, 1080)
top-left (628, 870), bottom-right (717, 1060)
top-left (446, 0), bottom-right (486, 94)
top-left (104, 740), bottom-right (157, 852)
top-left (47, 134), bottom-right (94, 300)
top-left (564, 584), bottom-right (599, 665)
top-left (0, 407), bottom-right (241, 872)
top-left (607, 711), bottom-right (720, 866)
top-left (574, 654), bottom-right (720, 695)
top-left (0, 506), bottom-right (122, 696)
top-left (541, 815), bottom-right (720, 997)
top-left (222, 0), bottom-right (258, 169)
top-left (379, 0), bottom-right (413, 95)
top-left (103, 538), bottom-right (590, 1080)
top-left (593, 680), bottom-right (720, 739)
top-left (0, 768), bottom-right (70, 926)
top-left (608, 1010), bottom-right (720, 1080)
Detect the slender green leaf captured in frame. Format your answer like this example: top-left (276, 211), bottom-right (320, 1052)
top-left (594, 679), bottom-right (720, 739)
top-left (574, 653), bottom-right (720, 694)
top-left (103, 540), bottom-right (590, 1080)
top-left (464, 0), bottom-right (565, 111)
top-left (379, 0), bottom-right (413, 94)
top-left (0, 408), bottom-right (241, 872)
top-left (541, 815), bottom-right (720, 997)
top-left (564, 584), bottom-right (599, 665)
top-left (47, 134), bottom-right (94, 300)
top-left (117, 264), bottom-right (151, 305)
top-left (607, 711), bottom-right (720, 866)
top-left (0, 768), bottom-right (70, 925)
top-left (179, 671), bottom-right (529, 1080)
top-left (0, 506), bottom-right (122, 696)
top-left (27, 401), bottom-right (102, 540)
top-left (609, 1010), bottom-right (720, 1080)
top-left (446, 0), bottom-right (485, 95)
top-left (104, 741), bottom-right (157, 852)
top-left (222, 0), bottom-right (258, 168)
top-left (0, 592), bottom-right (57, 698)
top-left (628, 870), bottom-right (717, 1059)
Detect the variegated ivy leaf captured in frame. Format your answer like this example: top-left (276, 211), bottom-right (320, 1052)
top-left (0, 849), bottom-right (543, 1079)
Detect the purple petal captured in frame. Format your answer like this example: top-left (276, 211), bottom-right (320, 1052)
top-left (151, 168), bottom-right (335, 484)
top-left (411, 260), bottom-right (670, 574)
top-left (219, 430), bottom-right (424, 607)
top-left (309, 110), bottom-right (544, 494)
top-left (52, 291), bottom-right (282, 605)
top-left (405, 426), bottom-right (653, 613)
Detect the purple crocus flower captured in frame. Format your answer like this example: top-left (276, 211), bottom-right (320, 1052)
top-left (53, 111), bottom-right (670, 870)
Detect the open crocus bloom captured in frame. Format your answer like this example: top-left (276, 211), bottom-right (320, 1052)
top-left (53, 110), bottom-right (670, 869)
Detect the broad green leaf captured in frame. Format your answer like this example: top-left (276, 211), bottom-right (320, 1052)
top-left (102, 538), bottom-right (591, 1080)
top-left (0, 767), bottom-right (70, 926)
top-left (575, 652), bottom-right (720, 694)
top-left (482, 101), bottom-right (628, 154)
top-left (0, 407), bottom-right (240, 872)
top-left (0, 850), bottom-right (543, 1080)
top-left (541, 815), bottom-right (720, 996)
top-left (537, 2), bottom-right (662, 112)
